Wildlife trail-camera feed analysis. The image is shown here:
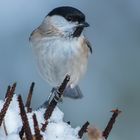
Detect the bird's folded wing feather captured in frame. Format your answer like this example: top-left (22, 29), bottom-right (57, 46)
top-left (84, 39), bottom-right (92, 54)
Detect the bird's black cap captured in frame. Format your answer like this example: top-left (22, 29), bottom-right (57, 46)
top-left (48, 6), bottom-right (85, 23)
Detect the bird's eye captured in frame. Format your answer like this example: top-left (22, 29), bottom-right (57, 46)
top-left (67, 16), bottom-right (72, 21)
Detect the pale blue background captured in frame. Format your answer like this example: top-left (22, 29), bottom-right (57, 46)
top-left (0, 0), bottom-right (140, 140)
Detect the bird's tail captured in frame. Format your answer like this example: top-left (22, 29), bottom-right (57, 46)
top-left (63, 85), bottom-right (83, 99)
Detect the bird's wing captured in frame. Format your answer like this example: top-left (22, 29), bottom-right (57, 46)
top-left (84, 39), bottom-right (92, 54)
top-left (29, 28), bottom-right (43, 42)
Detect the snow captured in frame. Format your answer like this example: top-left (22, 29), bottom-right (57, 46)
top-left (0, 95), bottom-right (81, 140)
top-left (4, 134), bottom-right (20, 140)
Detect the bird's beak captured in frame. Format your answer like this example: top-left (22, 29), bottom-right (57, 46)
top-left (78, 22), bottom-right (90, 28)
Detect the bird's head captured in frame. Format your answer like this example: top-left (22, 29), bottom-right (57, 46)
top-left (41, 6), bottom-right (89, 38)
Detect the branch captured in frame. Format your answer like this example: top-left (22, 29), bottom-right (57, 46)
top-left (78, 121), bottom-right (90, 138)
top-left (33, 113), bottom-right (42, 140)
top-left (41, 75), bottom-right (70, 132)
top-left (18, 95), bottom-right (33, 140)
top-left (19, 126), bottom-right (24, 139)
top-left (25, 82), bottom-right (35, 113)
top-left (0, 83), bottom-right (16, 126)
top-left (103, 109), bottom-right (122, 139)
top-left (5, 85), bottom-right (11, 99)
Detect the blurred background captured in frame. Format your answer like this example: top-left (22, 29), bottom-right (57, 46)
top-left (0, 0), bottom-right (140, 139)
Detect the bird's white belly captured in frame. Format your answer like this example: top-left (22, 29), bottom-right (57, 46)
top-left (34, 37), bottom-right (88, 87)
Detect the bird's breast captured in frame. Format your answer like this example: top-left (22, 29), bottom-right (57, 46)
top-left (32, 36), bottom-right (89, 87)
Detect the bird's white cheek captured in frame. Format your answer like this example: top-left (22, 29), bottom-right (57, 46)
top-left (50, 15), bottom-right (68, 28)
top-left (50, 15), bottom-right (77, 34)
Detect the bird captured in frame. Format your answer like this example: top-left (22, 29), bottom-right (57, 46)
top-left (29, 6), bottom-right (92, 102)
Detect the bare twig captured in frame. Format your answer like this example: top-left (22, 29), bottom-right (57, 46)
top-left (33, 113), bottom-right (42, 140)
top-left (25, 82), bottom-right (35, 112)
top-left (5, 85), bottom-right (11, 99)
top-left (0, 83), bottom-right (16, 126)
top-left (78, 121), bottom-right (90, 138)
top-left (103, 109), bottom-right (122, 139)
top-left (18, 95), bottom-right (33, 140)
top-left (19, 126), bottom-right (24, 139)
top-left (3, 85), bottom-right (12, 136)
top-left (41, 75), bottom-right (70, 132)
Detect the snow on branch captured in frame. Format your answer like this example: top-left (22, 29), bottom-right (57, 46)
top-left (0, 76), bottom-right (121, 140)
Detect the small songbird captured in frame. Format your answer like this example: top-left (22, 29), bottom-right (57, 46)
top-left (29, 6), bottom-right (92, 99)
